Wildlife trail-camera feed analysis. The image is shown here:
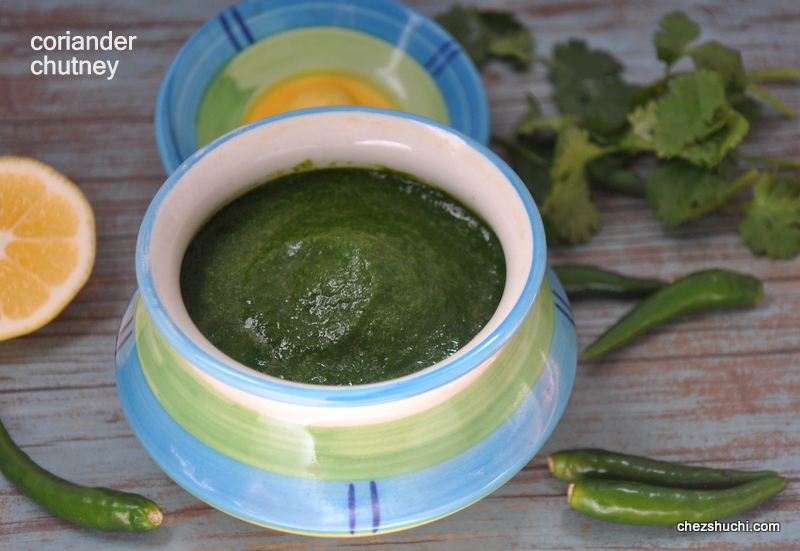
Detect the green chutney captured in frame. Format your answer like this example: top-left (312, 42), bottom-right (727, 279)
top-left (180, 167), bottom-right (506, 386)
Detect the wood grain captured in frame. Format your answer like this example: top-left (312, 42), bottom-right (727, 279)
top-left (1, 0), bottom-right (798, 549)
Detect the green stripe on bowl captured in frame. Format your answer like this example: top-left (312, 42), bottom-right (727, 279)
top-left (136, 277), bottom-right (554, 480)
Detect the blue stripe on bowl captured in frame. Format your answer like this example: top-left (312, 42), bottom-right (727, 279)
top-left (230, 6), bottom-right (255, 45)
top-left (218, 13), bottom-right (242, 52)
top-left (424, 39), bottom-right (457, 70)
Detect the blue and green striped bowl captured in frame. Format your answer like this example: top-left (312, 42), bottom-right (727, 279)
top-left (118, 107), bottom-right (576, 536)
top-left (155, 0), bottom-right (489, 175)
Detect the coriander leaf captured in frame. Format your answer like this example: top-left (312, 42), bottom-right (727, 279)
top-left (645, 157), bottom-right (736, 226)
top-left (494, 126), bottom-right (563, 244)
top-left (551, 126), bottom-right (610, 186)
top-left (688, 40), bottom-right (748, 95)
top-left (514, 94), bottom-right (571, 135)
top-left (540, 215), bottom-right (562, 246)
top-left (435, 5), bottom-right (533, 70)
top-left (739, 172), bottom-right (800, 258)
top-left (542, 125), bottom-right (610, 242)
top-left (676, 108), bottom-right (749, 167)
top-left (653, 11), bottom-right (700, 67)
top-left (550, 38), bottom-right (622, 79)
top-left (435, 5), bottom-right (491, 68)
top-left (731, 95), bottom-right (763, 126)
top-left (620, 100), bottom-right (658, 151)
top-left (496, 134), bottom-right (554, 205)
top-left (479, 10), bottom-right (534, 69)
top-left (518, 93), bottom-right (542, 124)
top-left (514, 94), bottom-right (542, 134)
top-left (654, 70), bottom-right (728, 156)
top-left (549, 39), bottom-right (636, 137)
top-left (544, 175), bottom-right (602, 244)
top-left (587, 154), bottom-right (646, 196)
top-left (652, 70), bottom-right (748, 166)
top-left (582, 78), bottom-right (638, 140)
top-left (630, 77), bottom-right (669, 110)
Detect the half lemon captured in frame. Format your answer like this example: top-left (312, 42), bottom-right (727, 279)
top-left (0, 157), bottom-right (95, 341)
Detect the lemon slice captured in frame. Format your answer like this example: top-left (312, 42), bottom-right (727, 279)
top-left (0, 157), bottom-right (95, 340)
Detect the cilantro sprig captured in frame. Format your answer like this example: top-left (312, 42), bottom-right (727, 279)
top-left (435, 5), bottom-right (533, 70)
top-left (740, 172), bottom-right (800, 259)
top-left (437, 7), bottom-right (800, 258)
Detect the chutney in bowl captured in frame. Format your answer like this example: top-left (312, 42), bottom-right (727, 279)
top-left (117, 107), bottom-right (577, 536)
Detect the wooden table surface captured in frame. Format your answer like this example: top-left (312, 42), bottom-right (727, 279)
top-left (2, 0), bottom-right (798, 549)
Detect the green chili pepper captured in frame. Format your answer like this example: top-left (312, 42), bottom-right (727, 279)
top-left (552, 264), bottom-right (666, 297)
top-left (567, 476), bottom-right (787, 525)
top-left (584, 269), bottom-right (763, 358)
top-left (0, 415), bottom-right (163, 531)
top-left (549, 449), bottom-right (779, 489)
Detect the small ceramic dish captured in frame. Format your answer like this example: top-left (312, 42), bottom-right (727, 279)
top-left (155, 0), bottom-right (489, 175)
top-left (117, 107), bottom-right (576, 536)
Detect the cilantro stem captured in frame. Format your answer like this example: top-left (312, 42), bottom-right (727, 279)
top-left (725, 200), bottom-right (751, 210)
top-left (491, 134), bottom-right (550, 167)
top-left (734, 151), bottom-right (800, 171)
top-left (746, 68), bottom-right (800, 81)
top-left (747, 82), bottom-right (795, 118)
top-left (631, 75), bottom-right (674, 106)
top-left (687, 169), bottom-right (760, 221)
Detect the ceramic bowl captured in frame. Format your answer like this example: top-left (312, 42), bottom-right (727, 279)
top-left (154, 0), bottom-right (490, 175)
top-left (117, 107), bottom-right (576, 536)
